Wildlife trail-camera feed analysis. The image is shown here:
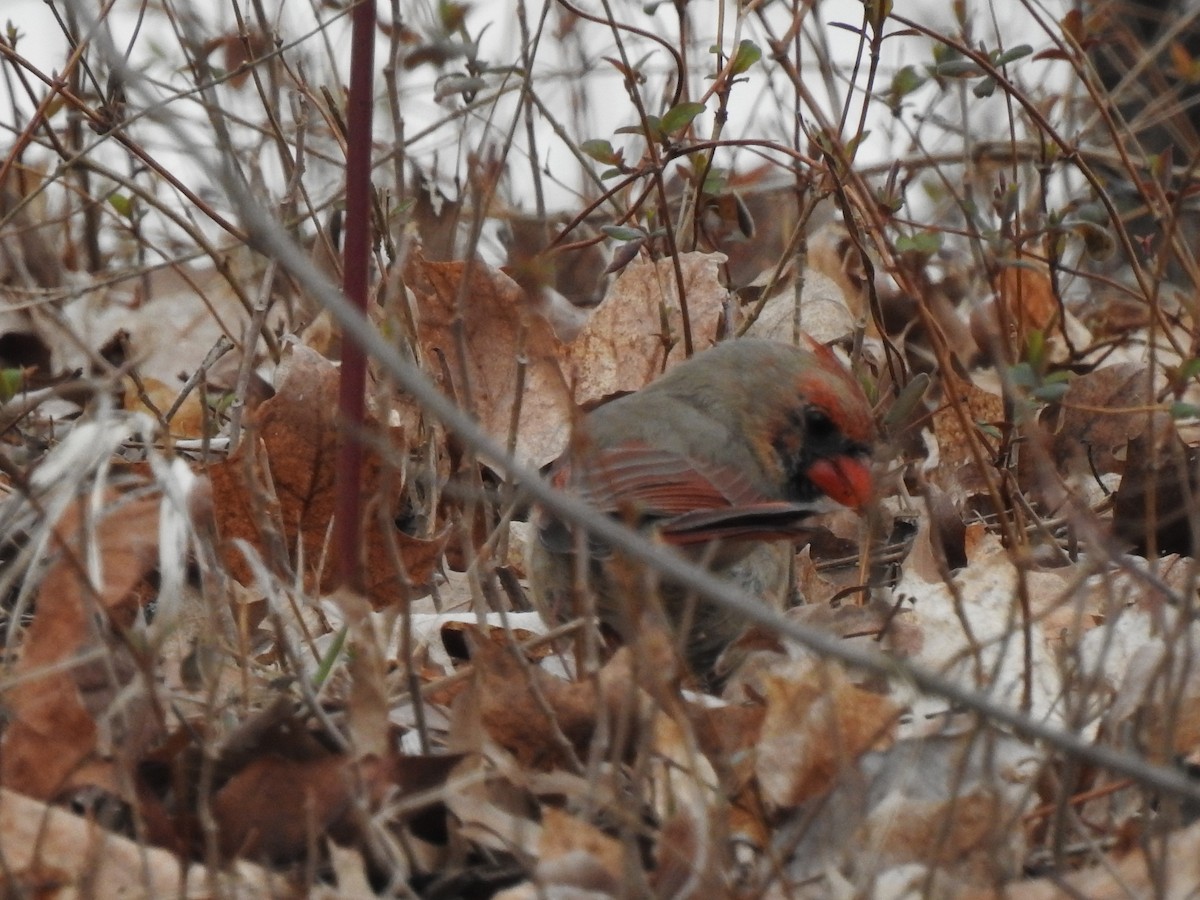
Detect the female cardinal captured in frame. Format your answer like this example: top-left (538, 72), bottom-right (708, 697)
top-left (529, 337), bottom-right (876, 676)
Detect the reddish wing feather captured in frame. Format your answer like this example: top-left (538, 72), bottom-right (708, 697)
top-left (659, 502), bottom-right (822, 545)
top-left (569, 443), bottom-right (765, 515)
top-left (561, 443), bottom-right (823, 545)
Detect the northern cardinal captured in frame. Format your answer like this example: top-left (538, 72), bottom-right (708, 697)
top-left (529, 337), bottom-right (876, 676)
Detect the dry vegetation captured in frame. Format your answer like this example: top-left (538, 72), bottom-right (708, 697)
top-left (3, 0), bottom-right (1200, 896)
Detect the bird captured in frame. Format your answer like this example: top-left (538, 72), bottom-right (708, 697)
top-left (528, 337), bottom-right (877, 678)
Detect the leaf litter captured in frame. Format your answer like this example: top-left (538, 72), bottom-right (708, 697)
top-left (4, 228), bottom-right (1200, 897)
top-left (5, 123), bottom-right (1200, 900)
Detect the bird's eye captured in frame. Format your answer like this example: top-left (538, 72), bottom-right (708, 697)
top-left (806, 409), bottom-right (835, 438)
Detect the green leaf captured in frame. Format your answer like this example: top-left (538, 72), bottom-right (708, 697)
top-left (894, 231), bottom-right (942, 255)
top-left (1008, 361), bottom-right (1037, 389)
top-left (615, 115), bottom-right (662, 139)
top-left (438, 0), bottom-right (468, 33)
top-left (581, 139), bottom-right (620, 165)
top-left (933, 59), bottom-right (984, 78)
top-left (1032, 381), bottom-right (1069, 403)
top-left (972, 76), bottom-right (996, 98)
top-left (844, 130), bottom-right (871, 160)
top-left (0, 368), bottom-right (22, 402)
top-left (729, 39), bottom-right (762, 75)
top-left (1025, 330), bottom-right (1047, 369)
top-left (701, 165), bottom-right (727, 194)
top-left (1171, 402), bottom-right (1200, 420)
top-left (874, 186), bottom-right (904, 213)
top-left (931, 43), bottom-right (958, 65)
top-left (994, 44), bottom-right (1033, 66)
top-left (890, 65), bottom-right (925, 99)
top-left (108, 193), bottom-right (134, 219)
top-left (601, 224), bottom-right (644, 241)
top-left (660, 101), bottom-right (706, 135)
top-left (882, 373), bottom-right (930, 429)
top-left (311, 626), bottom-right (348, 687)
top-left (977, 422), bottom-right (1003, 440)
top-left (1178, 358), bottom-right (1200, 381)
top-left (864, 0), bottom-right (893, 31)
top-left (210, 391), bottom-right (236, 415)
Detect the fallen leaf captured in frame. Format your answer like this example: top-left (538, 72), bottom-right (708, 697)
top-left (567, 251), bottom-right (731, 405)
top-left (894, 527), bottom-right (1070, 729)
top-left (1051, 362), bottom-right (1161, 478)
top-left (742, 268), bottom-right (856, 345)
top-left (755, 659), bottom-right (897, 809)
top-left (459, 627), bottom-right (661, 771)
top-left (464, 625), bottom-right (597, 770)
top-left (1, 495), bottom-right (163, 801)
top-left (406, 248), bottom-right (571, 467)
top-left (929, 371), bottom-right (1005, 501)
top-left (0, 786), bottom-right (278, 897)
top-left (207, 344), bottom-right (447, 608)
top-left (974, 261), bottom-right (1059, 363)
top-left (213, 753), bottom-right (355, 862)
top-left (535, 806), bottom-right (626, 895)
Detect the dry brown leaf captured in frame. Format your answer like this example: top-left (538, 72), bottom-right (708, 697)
top-left (502, 213), bottom-right (609, 311)
top-left (0, 786), bottom-right (281, 898)
top-left (851, 735), bottom-right (1035, 885)
top-left (652, 807), bottom-right (717, 898)
top-left (689, 701), bottom-right (766, 773)
top-left (459, 627), bottom-right (663, 771)
top-left (47, 262), bottom-right (262, 398)
top-left (535, 806), bottom-right (626, 895)
top-left (896, 526), bottom-right (1070, 728)
top-left (213, 753), bottom-right (356, 862)
top-left (441, 754), bottom-right (545, 857)
top-left (646, 711), bottom-right (723, 897)
top-left (793, 544), bottom-right (847, 606)
top-left (1082, 596), bottom-right (1200, 766)
top-left (1111, 421), bottom-right (1195, 556)
top-left (566, 251), bottom-right (731, 404)
top-left (755, 660), bottom-right (897, 809)
top-left (861, 790), bottom-right (1013, 873)
top-left (770, 731), bottom-right (1036, 888)
top-left (974, 262), bottom-right (1059, 363)
top-left (404, 610), bottom-right (551, 681)
top-left (930, 371), bottom-right (1005, 500)
top-left (791, 596), bottom-right (921, 655)
top-left (742, 268), bottom-right (857, 345)
top-left (687, 698), bottom-right (773, 858)
top-left (0, 177), bottom-right (63, 291)
top-left (1051, 361), bottom-right (1161, 478)
top-left (205, 708), bottom-right (456, 862)
top-left (0, 495), bottom-right (163, 801)
top-left (406, 248), bottom-right (571, 467)
top-left (207, 344), bottom-right (446, 607)
top-left (122, 375), bottom-right (207, 438)
top-left (208, 29), bottom-right (273, 89)
top-left (981, 814), bottom-right (1200, 899)
top-left (807, 224), bottom-right (868, 323)
top-left (465, 625), bottom-right (598, 770)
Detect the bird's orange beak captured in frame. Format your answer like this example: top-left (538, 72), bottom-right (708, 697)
top-left (806, 455), bottom-right (873, 509)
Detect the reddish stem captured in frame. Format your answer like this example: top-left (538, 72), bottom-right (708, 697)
top-left (334, 0), bottom-right (376, 593)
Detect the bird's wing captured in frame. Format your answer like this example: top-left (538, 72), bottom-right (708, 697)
top-left (658, 502), bottom-right (824, 545)
top-left (570, 443), bottom-right (764, 514)
top-left (563, 443), bottom-right (825, 545)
